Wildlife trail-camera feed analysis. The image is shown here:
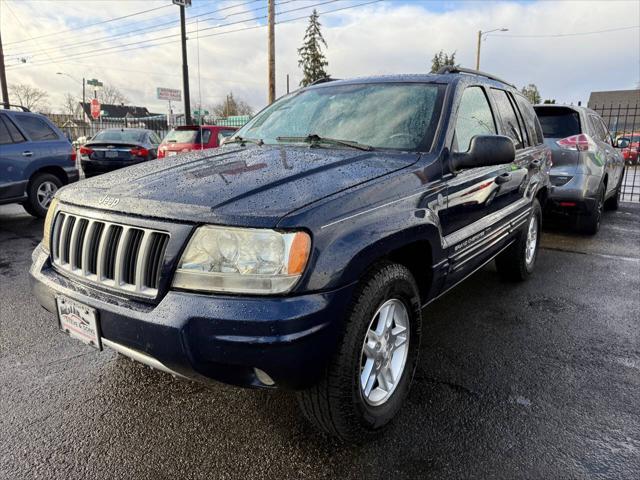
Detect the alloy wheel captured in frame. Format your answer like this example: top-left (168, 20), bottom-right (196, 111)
top-left (525, 214), bottom-right (538, 266)
top-left (36, 181), bottom-right (57, 209)
top-left (359, 298), bottom-right (410, 406)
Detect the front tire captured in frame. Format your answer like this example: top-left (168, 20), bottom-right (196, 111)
top-left (296, 262), bottom-right (422, 442)
top-left (496, 198), bottom-right (542, 281)
top-left (580, 184), bottom-right (605, 235)
top-left (605, 169), bottom-right (624, 211)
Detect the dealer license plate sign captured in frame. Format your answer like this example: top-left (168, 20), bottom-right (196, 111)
top-left (56, 296), bottom-right (102, 350)
top-left (105, 150), bottom-right (118, 158)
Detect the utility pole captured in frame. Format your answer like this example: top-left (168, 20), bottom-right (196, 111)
top-left (177, 0), bottom-right (192, 125)
top-left (268, 0), bottom-right (275, 104)
top-left (0, 30), bottom-right (10, 108)
top-left (476, 28), bottom-right (508, 70)
top-left (475, 30), bottom-right (482, 70)
top-left (286, 74), bottom-right (290, 94)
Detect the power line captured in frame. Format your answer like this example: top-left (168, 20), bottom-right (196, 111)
top-left (6, 0), bottom-right (296, 57)
top-left (8, 0), bottom-right (342, 68)
top-left (4, 3), bottom-right (174, 46)
top-left (488, 25), bottom-right (640, 38)
top-left (7, 0), bottom-right (383, 70)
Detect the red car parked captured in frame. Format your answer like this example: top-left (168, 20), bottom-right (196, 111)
top-left (615, 132), bottom-right (639, 165)
top-left (158, 125), bottom-right (237, 158)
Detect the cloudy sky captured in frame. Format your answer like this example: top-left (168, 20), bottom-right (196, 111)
top-left (2, 0), bottom-right (639, 115)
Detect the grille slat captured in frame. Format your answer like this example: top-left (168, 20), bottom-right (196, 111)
top-left (50, 212), bottom-right (169, 298)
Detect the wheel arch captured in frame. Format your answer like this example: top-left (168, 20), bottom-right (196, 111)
top-left (28, 166), bottom-right (69, 187)
top-left (337, 223), bottom-right (443, 304)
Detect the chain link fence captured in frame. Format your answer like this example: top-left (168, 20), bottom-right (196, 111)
top-left (590, 103), bottom-right (639, 203)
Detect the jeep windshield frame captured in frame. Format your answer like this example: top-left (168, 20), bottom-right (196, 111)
top-left (235, 82), bottom-right (447, 153)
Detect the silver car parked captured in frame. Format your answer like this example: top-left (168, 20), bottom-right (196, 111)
top-left (534, 104), bottom-right (625, 234)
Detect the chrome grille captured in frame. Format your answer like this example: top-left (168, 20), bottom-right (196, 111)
top-left (51, 212), bottom-right (169, 298)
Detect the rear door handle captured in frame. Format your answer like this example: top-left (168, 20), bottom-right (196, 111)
top-left (22, 151), bottom-right (33, 157)
top-left (495, 172), bottom-right (512, 184)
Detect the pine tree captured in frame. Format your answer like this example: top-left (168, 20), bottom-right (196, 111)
top-left (521, 84), bottom-right (542, 104)
top-left (430, 50), bottom-right (458, 73)
top-left (297, 10), bottom-right (329, 87)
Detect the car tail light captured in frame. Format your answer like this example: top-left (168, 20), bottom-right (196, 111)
top-left (70, 147), bottom-right (77, 163)
top-left (79, 146), bottom-right (93, 156)
top-left (158, 148), bottom-right (166, 159)
top-left (130, 147), bottom-right (149, 157)
top-left (556, 134), bottom-right (596, 152)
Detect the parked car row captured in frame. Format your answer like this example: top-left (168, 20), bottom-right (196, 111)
top-left (27, 68), bottom-right (627, 442)
top-left (0, 113), bottom-right (238, 216)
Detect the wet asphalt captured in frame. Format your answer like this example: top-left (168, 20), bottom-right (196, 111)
top-left (1, 202), bottom-right (639, 480)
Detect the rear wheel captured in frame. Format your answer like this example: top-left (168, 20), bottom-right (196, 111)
top-left (496, 198), bottom-right (542, 281)
top-left (580, 184), bottom-right (605, 235)
top-left (296, 262), bottom-right (422, 442)
top-left (23, 173), bottom-right (62, 218)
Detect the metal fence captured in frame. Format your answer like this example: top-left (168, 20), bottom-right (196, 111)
top-left (46, 113), bottom-right (250, 145)
top-left (590, 103), bottom-right (639, 203)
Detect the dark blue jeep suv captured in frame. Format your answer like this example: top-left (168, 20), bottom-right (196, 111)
top-left (1, 106), bottom-right (78, 217)
top-left (30, 68), bottom-right (551, 441)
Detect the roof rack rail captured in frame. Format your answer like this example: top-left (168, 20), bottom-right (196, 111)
top-left (0, 104), bottom-right (31, 112)
top-left (309, 77), bottom-right (339, 86)
top-left (436, 66), bottom-right (515, 88)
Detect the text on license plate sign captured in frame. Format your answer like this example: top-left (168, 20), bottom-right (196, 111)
top-left (105, 150), bottom-right (118, 158)
top-left (56, 296), bottom-right (102, 350)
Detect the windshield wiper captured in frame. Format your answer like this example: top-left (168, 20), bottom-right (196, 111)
top-left (224, 136), bottom-right (264, 146)
top-left (275, 134), bottom-right (373, 151)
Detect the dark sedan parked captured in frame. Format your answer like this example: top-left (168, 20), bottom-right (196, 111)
top-left (79, 128), bottom-right (161, 177)
top-left (534, 105), bottom-right (625, 234)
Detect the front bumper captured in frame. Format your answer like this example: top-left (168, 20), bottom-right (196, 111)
top-left (547, 173), bottom-right (601, 214)
top-left (30, 244), bottom-right (354, 389)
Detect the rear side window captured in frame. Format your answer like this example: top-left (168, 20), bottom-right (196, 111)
top-left (589, 115), bottom-right (611, 143)
top-left (13, 114), bottom-right (59, 141)
top-left (514, 94), bottom-right (543, 145)
top-left (491, 89), bottom-right (525, 149)
top-left (0, 116), bottom-right (27, 144)
top-left (453, 86), bottom-right (497, 152)
top-left (597, 117), bottom-right (613, 144)
top-left (535, 107), bottom-right (581, 139)
top-left (0, 117), bottom-right (12, 145)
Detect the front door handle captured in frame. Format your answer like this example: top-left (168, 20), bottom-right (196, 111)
top-left (495, 172), bottom-right (512, 184)
top-left (22, 151), bottom-right (33, 157)
top-left (529, 159), bottom-right (541, 168)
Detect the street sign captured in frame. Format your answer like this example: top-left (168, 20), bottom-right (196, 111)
top-left (172, 0), bottom-right (191, 6)
top-left (157, 87), bottom-right (182, 102)
top-left (86, 79), bottom-right (103, 88)
top-left (90, 98), bottom-right (101, 119)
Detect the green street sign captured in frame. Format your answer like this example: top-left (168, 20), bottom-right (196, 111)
top-left (87, 79), bottom-right (103, 87)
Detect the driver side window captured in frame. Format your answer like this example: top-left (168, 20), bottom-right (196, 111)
top-left (453, 86), bottom-right (497, 153)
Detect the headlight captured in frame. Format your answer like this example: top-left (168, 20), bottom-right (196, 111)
top-left (172, 225), bottom-right (311, 294)
top-left (42, 197), bottom-right (59, 253)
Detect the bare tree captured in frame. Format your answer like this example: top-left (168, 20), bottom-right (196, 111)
top-left (211, 92), bottom-right (253, 117)
top-left (9, 83), bottom-right (49, 111)
top-left (61, 93), bottom-right (82, 116)
top-left (97, 84), bottom-right (129, 105)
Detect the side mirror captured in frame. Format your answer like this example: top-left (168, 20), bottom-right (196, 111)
top-left (450, 135), bottom-right (515, 171)
top-left (615, 138), bottom-right (630, 149)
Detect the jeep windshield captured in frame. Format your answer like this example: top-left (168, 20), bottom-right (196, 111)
top-left (236, 82), bottom-right (445, 151)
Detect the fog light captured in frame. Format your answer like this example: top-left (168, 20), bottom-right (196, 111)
top-left (254, 368), bottom-right (275, 386)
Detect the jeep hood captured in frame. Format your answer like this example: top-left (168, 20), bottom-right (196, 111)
top-left (59, 145), bottom-right (419, 227)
